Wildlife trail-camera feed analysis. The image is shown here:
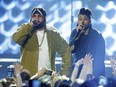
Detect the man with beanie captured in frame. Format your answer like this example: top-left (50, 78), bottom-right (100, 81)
top-left (69, 8), bottom-right (105, 78)
top-left (12, 7), bottom-right (71, 77)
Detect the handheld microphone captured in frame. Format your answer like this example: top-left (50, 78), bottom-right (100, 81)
top-left (69, 29), bottom-right (82, 47)
top-left (32, 20), bottom-right (39, 25)
top-left (69, 25), bottom-right (84, 47)
top-left (75, 28), bottom-right (83, 40)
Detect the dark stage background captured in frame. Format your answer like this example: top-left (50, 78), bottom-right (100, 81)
top-left (0, 0), bottom-right (116, 79)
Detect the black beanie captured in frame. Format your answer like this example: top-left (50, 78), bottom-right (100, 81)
top-left (31, 7), bottom-right (46, 18)
top-left (78, 8), bottom-right (92, 19)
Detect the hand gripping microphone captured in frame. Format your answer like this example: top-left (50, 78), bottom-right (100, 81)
top-left (32, 20), bottom-right (39, 25)
top-left (75, 25), bottom-right (83, 40)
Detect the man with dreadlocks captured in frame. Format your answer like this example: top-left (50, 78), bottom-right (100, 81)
top-left (12, 7), bottom-right (71, 77)
top-left (69, 8), bottom-right (105, 78)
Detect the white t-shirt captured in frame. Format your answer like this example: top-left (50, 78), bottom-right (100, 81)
top-left (36, 30), bottom-right (51, 71)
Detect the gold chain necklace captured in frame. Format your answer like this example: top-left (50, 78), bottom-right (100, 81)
top-left (38, 31), bottom-right (45, 47)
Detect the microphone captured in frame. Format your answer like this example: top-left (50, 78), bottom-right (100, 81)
top-left (69, 25), bottom-right (83, 47)
top-left (32, 20), bottom-right (40, 25)
top-left (75, 28), bottom-right (83, 40)
top-left (69, 29), bottom-right (82, 47)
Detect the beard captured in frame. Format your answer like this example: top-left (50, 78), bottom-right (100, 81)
top-left (84, 24), bottom-right (91, 31)
top-left (33, 21), bottom-right (45, 30)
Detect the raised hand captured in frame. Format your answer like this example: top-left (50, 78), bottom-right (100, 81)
top-left (109, 55), bottom-right (116, 76)
top-left (75, 58), bottom-right (83, 67)
top-left (83, 53), bottom-right (93, 65)
top-left (14, 63), bottom-right (23, 75)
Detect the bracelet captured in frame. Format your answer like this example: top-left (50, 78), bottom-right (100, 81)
top-left (15, 73), bottom-right (20, 77)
